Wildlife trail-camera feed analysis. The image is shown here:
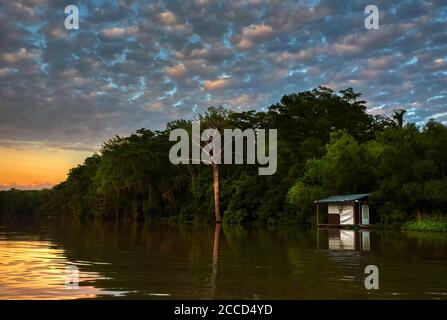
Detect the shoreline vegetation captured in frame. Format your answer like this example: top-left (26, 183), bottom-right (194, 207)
top-left (402, 217), bottom-right (447, 232)
top-left (1, 87), bottom-right (446, 229)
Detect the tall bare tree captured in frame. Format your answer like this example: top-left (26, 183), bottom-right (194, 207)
top-left (196, 106), bottom-right (231, 223)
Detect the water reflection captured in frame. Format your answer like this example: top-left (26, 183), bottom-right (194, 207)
top-left (0, 238), bottom-right (119, 299)
top-left (320, 229), bottom-right (370, 252)
top-left (210, 223), bottom-right (221, 299)
top-left (0, 219), bottom-right (446, 299)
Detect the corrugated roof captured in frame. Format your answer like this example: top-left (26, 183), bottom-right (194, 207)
top-left (315, 193), bottom-right (369, 203)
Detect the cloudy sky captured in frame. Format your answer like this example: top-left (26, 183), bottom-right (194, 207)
top-left (0, 0), bottom-right (446, 188)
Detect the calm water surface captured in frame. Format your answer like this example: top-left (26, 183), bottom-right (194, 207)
top-left (0, 218), bottom-right (446, 299)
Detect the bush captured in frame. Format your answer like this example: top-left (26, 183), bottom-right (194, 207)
top-left (402, 217), bottom-right (447, 232)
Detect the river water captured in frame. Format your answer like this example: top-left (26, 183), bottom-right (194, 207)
top-left (0, 218), bottom-right (446, 299)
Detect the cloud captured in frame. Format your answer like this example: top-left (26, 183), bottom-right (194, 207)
top-left (203, 78), bottom-right (231, 90)
top-left (9, 2), bottom-right (38, 19)
top-left (367, 55), bottom-right (396, 69)
top-left (434, 58), bottom-right (445, 68)
top-left (159, 11), bottom-right (178, 25)
top-left (2, 48), bottom-right (34, 63)
top-left (102, 26), bottom-right (139, 38)
top-left (272, 49), bottom-right (317, 64)
top-left (235, 24), bottom-right (274, 49)
top-left (236, 38), bottom-right (255, 50)
top-left (241, 24), bottom-right (274, 39)
top-left (190, 47), bottom-right (209, 58)
top-left (166, 63), bottom-right (187, 78)
top-left (0, 0), bottom-right (445, 157)
top-left (145, 101), bottom-right (165, 111)
top-left (0, 67), bottom-right (17, 77)
top-left (0, 182), bottom-right (54, 191)
top-left (331, 43), bottom-right (362, 55)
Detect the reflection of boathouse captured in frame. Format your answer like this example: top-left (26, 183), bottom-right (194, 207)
top-left (317, 229), bottom-right (371, 252)
top-left (315, 194), bottom-right (372, 228)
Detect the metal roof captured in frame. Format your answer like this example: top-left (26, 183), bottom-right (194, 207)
top-left (315, 193), bottom-right (369, 203)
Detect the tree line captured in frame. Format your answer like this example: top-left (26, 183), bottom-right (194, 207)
top-left (1, 87), bottom-right (446, 225)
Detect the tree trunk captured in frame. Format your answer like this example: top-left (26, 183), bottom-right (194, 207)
top-left (212, 164), bottom-right (221, 223)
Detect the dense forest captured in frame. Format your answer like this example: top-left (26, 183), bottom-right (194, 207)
top-left (1, 87), bottom-right (447, 226)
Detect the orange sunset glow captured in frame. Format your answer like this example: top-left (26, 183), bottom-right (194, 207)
top-left (0, 239), bottom-right (105, 299)
top-left (0, 146), bottom-right (93, 190)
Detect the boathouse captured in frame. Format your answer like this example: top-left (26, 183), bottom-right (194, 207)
top-left (314, 193), bottom-right (370, 228)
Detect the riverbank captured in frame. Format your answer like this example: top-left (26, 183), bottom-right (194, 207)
top-left (402, 217), bottom-right (447, 232)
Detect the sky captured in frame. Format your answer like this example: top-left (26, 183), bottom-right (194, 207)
top-left (0, 0), bottom-right (446, 189)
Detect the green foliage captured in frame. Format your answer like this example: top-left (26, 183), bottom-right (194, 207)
top-left (287, 182), bottom-right (325, 225)
top-left (402, 217), bottom-right (447, 232)
top-left (287, 130), bottom-right (373, 224)
top-left (1, 87), bottom-right (446, 226)
top-left (0, 188), bottom-right (52, 216)
top-left (288, 118), bottom-right (447, 225)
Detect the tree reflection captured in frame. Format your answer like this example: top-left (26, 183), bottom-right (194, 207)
top-left (210, 223), bottom-right (221, 299)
